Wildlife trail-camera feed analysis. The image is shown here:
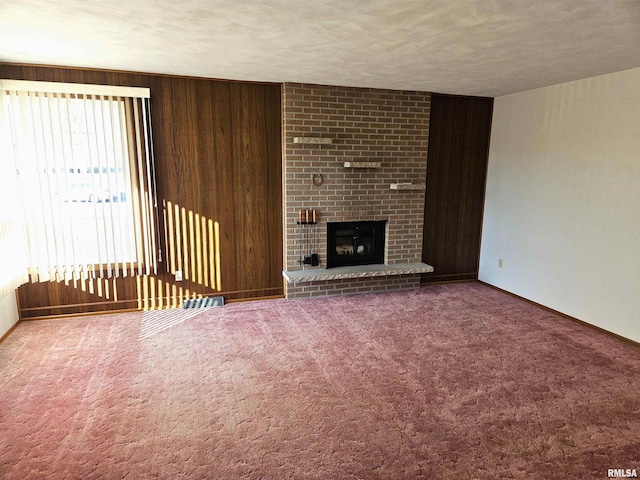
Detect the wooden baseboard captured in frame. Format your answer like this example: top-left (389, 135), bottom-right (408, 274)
top-left (477, 280), bottom-right (640, 348)
top-left (19, 287), bottom-right (285, 319)
top-left (420, 278), bottom-right (477, 286)
top-left (19, 293), bottom-right (285, 322)
top-left (421, 273), bottom-right (477, 284)
top-left (0, 320), bottom-right (20, 344)
top-left (19, 308), bottom-right (141, 322)
top-left (226, 294), bottom-right (284, 304)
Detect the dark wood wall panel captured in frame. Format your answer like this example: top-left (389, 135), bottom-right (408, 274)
top-left (1, 64), bottom-right (283, 318)
top-left (422, 94), bottom-right (493, 283)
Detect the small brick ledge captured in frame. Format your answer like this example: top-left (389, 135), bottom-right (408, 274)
top-left (283, 263), bottom-right (434, 284)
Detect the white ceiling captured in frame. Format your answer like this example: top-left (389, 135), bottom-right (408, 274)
top-left (1, 0), bottom-right (640, 97)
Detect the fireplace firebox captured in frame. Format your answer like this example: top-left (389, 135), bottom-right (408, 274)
top-left (327, 221), bottom-right (386, 268)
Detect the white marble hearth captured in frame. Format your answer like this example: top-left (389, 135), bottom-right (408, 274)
top-left (283, 262), bottom-right (434, 284)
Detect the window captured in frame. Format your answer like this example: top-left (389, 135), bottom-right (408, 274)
top-left (0, 107), bottom-right (28, 299)
top-left (0, 80), bottom-right (159, 284)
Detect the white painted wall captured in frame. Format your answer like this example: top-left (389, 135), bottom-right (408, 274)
top-left (479, 67), bottom-right (640, 343)
top-left (0, 293), bottom-right (20, 340)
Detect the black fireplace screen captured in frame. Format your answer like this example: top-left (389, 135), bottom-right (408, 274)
top-left (326, 220), bottom-right (386, 268)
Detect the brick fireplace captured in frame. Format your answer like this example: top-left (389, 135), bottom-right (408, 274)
top-left (282, 83), bottom-right (432, 299)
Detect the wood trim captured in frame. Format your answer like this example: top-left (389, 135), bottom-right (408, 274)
top-left (429, 92), bottom-right (494, 100)
top-left (478, 281), bottom-right (640, 348)
top-left (424, 272), bottom-right (478, 278)
top-left (421, 272), bottom-right (478, 284)
top-left (19, 293), bottom-right (285, 322)
top-left (475, 101), bottom-right (494, 276)
top-left (420, 278), bottom-right (477, 286)
top-left (15, 289), bottom-right (22, 321)
top-left (0, 319), bottom-right (20, 343)
top-left (18, 286), bottom-right (284, 314)
top-left (20, 308), bottom-right (142, 322)
top-left (20, 299), bottom-right (140, 312)
top-left (0, 62), bottom-right (281, 86)
top-left (226, 294), bottom-right (284, 303)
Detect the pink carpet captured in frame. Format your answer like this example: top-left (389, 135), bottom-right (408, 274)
top-left (1, 282), bottom-right (639, 479)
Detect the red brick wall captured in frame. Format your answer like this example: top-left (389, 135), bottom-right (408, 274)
top-left (283, 83), bottom-right (430, 298)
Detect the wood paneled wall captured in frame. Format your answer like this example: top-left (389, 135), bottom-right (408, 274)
top-left (421, 94), bottom-right (493, 283)
top-left (0, 64), bottom-right (284, 318)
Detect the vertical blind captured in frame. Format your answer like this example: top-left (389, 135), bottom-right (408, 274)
top-left (0, 80), bottom-right (159, 291)
top-left (0, 100), bottom-right (29, 300)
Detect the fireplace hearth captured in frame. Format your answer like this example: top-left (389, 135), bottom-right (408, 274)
top-left (327, 221), bottom-right (386, 268)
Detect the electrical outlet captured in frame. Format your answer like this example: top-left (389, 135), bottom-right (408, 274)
top-left (175, 270), bottom-right (183, 281)
top-left (498, 259), bottom-right (503, 268)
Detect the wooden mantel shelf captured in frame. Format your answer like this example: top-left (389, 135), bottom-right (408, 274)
top-left (344, 161), bottom-right (381, 168)
top-left (293, 137), bottom-right (333, 145)
top-left (390, 183), bottom-right (426, 191)
top-left (282, 262), bottom-right (434, 284)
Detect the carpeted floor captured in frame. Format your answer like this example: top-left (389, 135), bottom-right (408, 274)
top-left (1, 282), bottom-right (639, 479)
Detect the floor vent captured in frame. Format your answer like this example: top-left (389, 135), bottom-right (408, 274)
top-left (182, 296), bottom-right (224, 309)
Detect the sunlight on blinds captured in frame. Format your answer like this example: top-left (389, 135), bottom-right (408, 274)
top-left (1, 80), bottom-right (158, 284)
top-left (0, 97), bottom-right (29, 299)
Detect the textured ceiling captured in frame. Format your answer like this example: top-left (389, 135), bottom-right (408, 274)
top-left (1, 0), bottom-right (640, 97)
